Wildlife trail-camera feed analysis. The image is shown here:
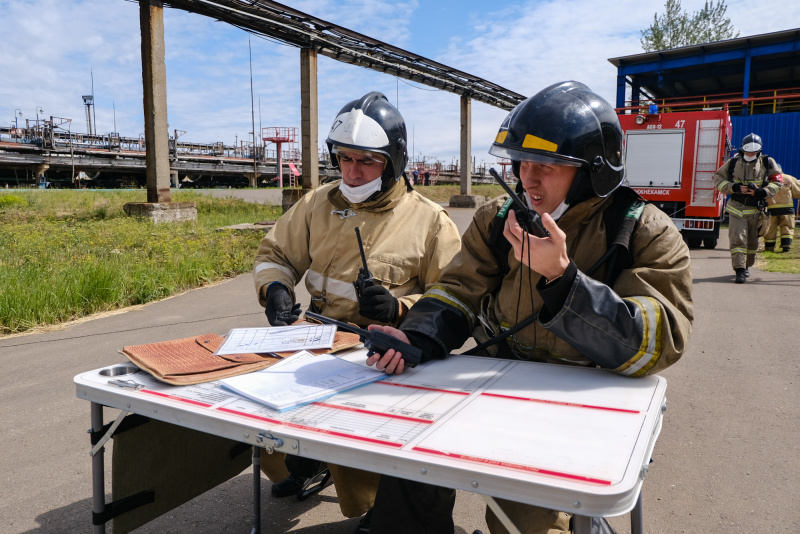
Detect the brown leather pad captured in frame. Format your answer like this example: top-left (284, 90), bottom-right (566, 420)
top-left (122, 331), bottom-right (363, 385)
top-left (121, 334), bottom-right (279, 385)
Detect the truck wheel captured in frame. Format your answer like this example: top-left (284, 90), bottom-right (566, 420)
top-left (686, 237), bottom-right (702, 249)
top-left (703, 237), bottom-right (718, 249)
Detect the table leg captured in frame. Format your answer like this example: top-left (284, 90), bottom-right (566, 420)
top-left (90, 402), bottom-right (106, 534)
top-left (480, 495), bottom-right (522, 534)
top-left (572, 514), bottom-right (592, 534)
top-left (251, 446), bottom-right (261, 534)
top-left (631, 491), bottom-right (644, 534)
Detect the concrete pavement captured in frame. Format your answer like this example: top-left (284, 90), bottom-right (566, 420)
top-left (1, 198), bottom-right (798, 533)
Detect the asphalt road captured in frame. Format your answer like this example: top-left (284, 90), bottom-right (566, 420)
top-left (1, 197), bottom-right (797, 534)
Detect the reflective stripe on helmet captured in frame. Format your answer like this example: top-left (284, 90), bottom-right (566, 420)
top-left (742, 141), bottom-right (762, 152)
top-left (328, 108), bottom-right (390, 150)
top-left (741, 133), bottom-right (762, 153)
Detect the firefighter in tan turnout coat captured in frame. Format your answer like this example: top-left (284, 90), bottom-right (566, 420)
top-left (252, 92), bottom-right (461, 529)
top-left (713, 133), bottom-right (784, 283)
top-left (361, 81), bottom-right (694, 534)
top-left (764, 173), bottom-right (800, 252)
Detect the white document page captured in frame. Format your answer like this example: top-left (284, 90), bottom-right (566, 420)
top-left (409, 362), bottom-right (660, 485)
top-left (215, 325), bottom-right (336, 355)
top-left (218, 350), bottom-right (385, 411)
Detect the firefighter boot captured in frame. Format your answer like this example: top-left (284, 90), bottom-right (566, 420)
top-left (781, 237), bottom-right (791, 253)
top-left (744, 267), bottom-right (750, 278)
top-left (735, 268), bottom-right (747, 284)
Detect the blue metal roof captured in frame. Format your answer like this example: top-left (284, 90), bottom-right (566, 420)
top-left (608, 28), bottom-right (800, 111)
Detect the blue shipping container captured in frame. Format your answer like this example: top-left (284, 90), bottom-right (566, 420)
top-left (731, 112), bottom-right (800, 178)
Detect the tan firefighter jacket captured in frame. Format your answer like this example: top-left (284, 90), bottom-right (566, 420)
top-left (766, 174), bottom-right (800, 215)
top-left (714, 155), bottom-right (783, 219)
top-left (401, 190), bottom-right (694, 377)
top-left (253, 178), bottom-right (461, 327)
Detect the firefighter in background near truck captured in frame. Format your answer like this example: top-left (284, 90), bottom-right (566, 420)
top-left (362, 81), bottom-right (694, 534)
top-left (764, 173), bottom-right (800, 252)
top-left (252, 91), bottom-right (461, 531)
top-left (713, 133), bottom-right (784, 284)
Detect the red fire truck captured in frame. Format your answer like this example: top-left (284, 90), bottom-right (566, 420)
top-left (618, 108), bottom-right (732, 249)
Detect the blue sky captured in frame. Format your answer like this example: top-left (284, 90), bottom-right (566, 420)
top-left (1, 0), bottom-right (799, 166)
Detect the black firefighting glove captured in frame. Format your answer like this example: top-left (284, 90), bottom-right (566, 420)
top-left (358, 284), bottom-right (399, 324)
top-left (265, 284), bottom-right (302, 326)
top-left (732, 183), bottom-right (743, 193)
top-left (753, 188), bottom-right (767, 199)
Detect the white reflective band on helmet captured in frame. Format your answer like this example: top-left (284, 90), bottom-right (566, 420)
top-left (328, 108), bottom-right (389, 149)
top-left (742, 141), bottom-right (761, 152)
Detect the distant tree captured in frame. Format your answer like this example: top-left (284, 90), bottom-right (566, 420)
top-left (689, 0), bottom-right (739, 44)
top-left (640, 0), bottom-right (739, 52)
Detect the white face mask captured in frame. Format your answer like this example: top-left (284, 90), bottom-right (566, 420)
top-left (524, 191), bottom-right (569, 221)
top-left (339, 178), bottom-right (383, 204)
top-left (743, 154), bottom-right (758, 162)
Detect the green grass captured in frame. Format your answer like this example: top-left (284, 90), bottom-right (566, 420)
top-left (413, 183), bottom-right (505, 202)
top-left (0, 190), bottom-right (281, 335)
top-left (759, 227), bottom-right (800, 274)
top-left (718, 223), bottom-right (800, 274)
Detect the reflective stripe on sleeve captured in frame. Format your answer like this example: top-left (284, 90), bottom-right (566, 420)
top-left (420, 285), bottom-right (476, 329)
top-left (614, 296), bottom-right (662, 377)
top-left (254, 261), bottom-right (295, 278)
top-left (306, 269), bottom-right (358, 301)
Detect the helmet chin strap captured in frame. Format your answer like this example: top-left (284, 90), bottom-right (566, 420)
top-left (380, 162), bottom-right (400, 191)
top-left (564, 168), bottom-right (594, 206)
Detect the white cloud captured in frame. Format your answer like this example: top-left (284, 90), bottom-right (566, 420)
top-left (1, 0), bottom-right (799, 165)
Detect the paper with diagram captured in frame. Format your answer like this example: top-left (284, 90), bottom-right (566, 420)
top-left (214, 325), bottom-right (336, 356)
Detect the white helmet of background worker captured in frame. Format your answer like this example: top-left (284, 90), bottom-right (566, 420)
top-left (741, 133), bottom-right (763, 155)
top-left (326, 91), bottom-right (409, 195)
top-left (489, 81), bottom-right (625, 201)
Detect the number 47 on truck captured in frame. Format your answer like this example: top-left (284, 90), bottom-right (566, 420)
top-left (618, 106), bottom-right (733, 249)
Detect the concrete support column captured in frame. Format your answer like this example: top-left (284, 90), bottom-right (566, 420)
top-left (459, 95), bottom-right (472, 196)
top-left (139, 0), bottom-right (171, 203)
top-left (449, 95), bottom-right (483, 208)
top-left (300, 47), bottom-right (319, 192)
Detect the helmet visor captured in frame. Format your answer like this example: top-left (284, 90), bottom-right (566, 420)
top-left (489, 143), bottom-right (582, 167)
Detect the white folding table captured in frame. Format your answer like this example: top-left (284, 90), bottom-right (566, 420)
top-left (75, 349), bottom-right (667, 534)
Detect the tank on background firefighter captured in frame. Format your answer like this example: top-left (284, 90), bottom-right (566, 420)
top-left (713, 133), bottom-right (784, 284)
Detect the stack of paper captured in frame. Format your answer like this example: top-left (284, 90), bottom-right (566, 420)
top-left (214, 325), bottom-right (337, 356)
top-left (219, 350), bottom-right (385, 411)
